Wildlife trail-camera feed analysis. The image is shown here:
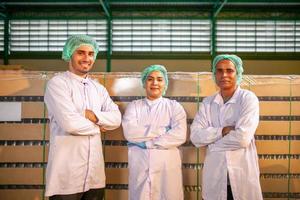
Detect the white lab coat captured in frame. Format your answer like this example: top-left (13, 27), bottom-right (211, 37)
top-left (122, 97), bottom-right (187, 200)
top-left (44, 71), bottom-right (121, 196)
top-left (190, 87), bottom-right (263, 200)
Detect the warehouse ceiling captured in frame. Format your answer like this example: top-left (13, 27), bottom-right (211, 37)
top-left (1, 0), bottom-right (300, 19)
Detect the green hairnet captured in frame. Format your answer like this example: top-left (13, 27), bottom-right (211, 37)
top-left (212, 54), bottom-right (244, 85)
top-left (141, 64), bottom-right (169, 95)
top-left (62, 35), bottom-right (99, 62)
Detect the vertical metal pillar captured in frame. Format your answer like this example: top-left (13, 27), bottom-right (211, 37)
top-left (106, 17), bottom-right (112, 72)
top-left (211, 16), bottom-right (216, 61)
top-left (4, 15), bottom-right (9, 65)
top-left (210, 0), bottom-right (227, 68)
top-left (99, 0), bottom-right (112, 72)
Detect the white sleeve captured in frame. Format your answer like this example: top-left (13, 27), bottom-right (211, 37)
top-left (44, 77), bottom-right (99, 136)
top-left (146, 102), bottom-right (187, 149)
top-left (190, 100), bottom-right (223, 147)
top-left (93, 87), bottom-right (121, 130)
top-left (210, 93), bottom-right (259, 152)
top-left (122, 101), bottom-right (157, 143)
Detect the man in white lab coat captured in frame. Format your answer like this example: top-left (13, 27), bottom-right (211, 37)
top-left (44, 35), bottom-right (121, 200)
top-left (122, 65), bottom-right (187, 200)
top-left (190, 54), bottom-right (263, 200)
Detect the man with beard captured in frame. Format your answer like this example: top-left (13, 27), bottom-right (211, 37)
top-left (44, 35), bottom-right (121, 200)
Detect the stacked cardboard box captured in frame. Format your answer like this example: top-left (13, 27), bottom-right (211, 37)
top-left (0, 70), bottom-right (299, 200)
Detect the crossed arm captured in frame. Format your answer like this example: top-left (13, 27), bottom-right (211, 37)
top-left (45, 77), bottom-right (121, 135)
top-left (85, 109), bottom-right (107, 133)
top-left (190, 93), bottom-right (259, 151)
top-left (122, 101), bottom-right (187, 149)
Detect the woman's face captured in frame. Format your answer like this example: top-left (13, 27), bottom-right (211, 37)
top-left (145, 70), bottom-right (166, 100)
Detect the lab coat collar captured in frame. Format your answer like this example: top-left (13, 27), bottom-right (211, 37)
top-left (213, 86), bottom-right (240, 105)
top-left (145, 96), bottom-right (163, 107)
top-left (66, 71), bottom-right (90, 85)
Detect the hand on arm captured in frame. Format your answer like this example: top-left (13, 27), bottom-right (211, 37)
top-left (92, 87), bottom-right (121, 130)
top-left (210, 93), bottom-right (260, 152)
top-left (190, 101), bottom-right (223, 147)
top-left (99, 126), bottom-right (107, 133)
top-left (222, 126), bottom-right (235, 137)
top-left (44, 77), bottom-right (99, 136)
top-left (122, 102), bottom-right (157, 142)
top-left (85, 109), bottom-right (107, 133)
top-left (145, 102), bottom-right (187, 149)
top-left (85, 109), bottom-right (99, 123)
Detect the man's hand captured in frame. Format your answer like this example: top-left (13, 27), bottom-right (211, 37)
top-left (99, 126), bottom-right (107, 133)
top-left (85, 109), bottom-right (99, 124)
top-left (222, 126), bottom-right (235, 137)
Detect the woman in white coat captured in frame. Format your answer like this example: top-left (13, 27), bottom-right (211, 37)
top-left (122, 65), bottom-right (187, 200)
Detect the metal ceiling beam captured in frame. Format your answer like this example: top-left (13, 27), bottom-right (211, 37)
top-left (2, 0), bottom-right (300, 6)
top-left (0, 3), bottom-right (6, 18)
top-left (109, 1), bottom-right (214, 6)
top-left (99, 0), bottom-right (111, 18)
top-left (109, 0), bottom-right (300, 6)
top-left (2, 2), bottom-right (99, 6)
top-left (224, 0), bottom-right (300, 6)
top-left (213, 0), bottom-right (227, 18)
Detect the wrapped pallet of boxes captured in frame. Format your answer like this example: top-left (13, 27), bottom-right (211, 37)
top-left (0, 70), bottom-right (299, 200)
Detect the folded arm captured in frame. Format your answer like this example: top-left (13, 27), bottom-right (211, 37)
top-left (122, 102), bottom-right (158, 143)
top-left (210, 94), bottom-right (259, 152)
top-left (85, 109), bottom-right (107, 133)
top-left (190, 102), bottom-right (223, 147)
top-left (45, 78), bottom-right (99, 136)
top-left (93, 87), bottom-right (121, 131)
top-left (145, 103), bottom-right (187, 149)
